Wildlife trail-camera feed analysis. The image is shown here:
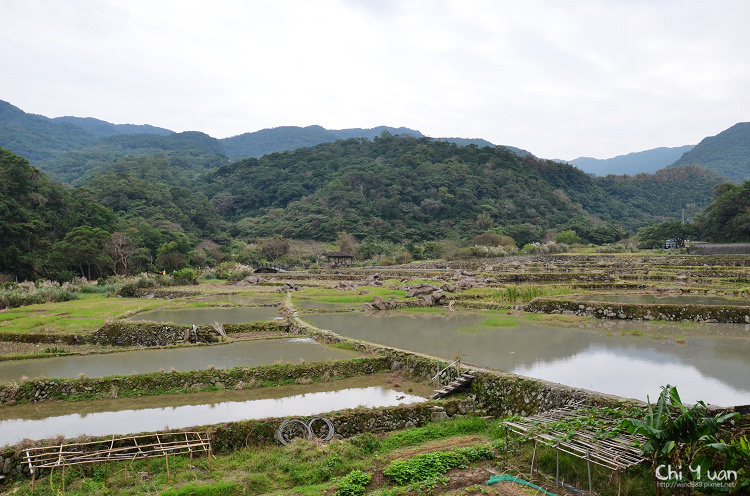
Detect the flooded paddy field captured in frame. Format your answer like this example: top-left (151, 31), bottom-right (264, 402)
top-left (303, 310), bottom-right (750, 407)
top-left (0, 337), bottom-right (362, 381)
top-left (129, 306), bottom-right (280, 324)
top-left (0, 374), bottom-right (429, 446)
top-left (198, 293), bottom-right (284, 305)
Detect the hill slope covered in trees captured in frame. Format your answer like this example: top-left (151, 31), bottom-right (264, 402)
top-left (668, 122), bottom-right (750, 182)
top-left (198, 134), bottom-right (722, 244)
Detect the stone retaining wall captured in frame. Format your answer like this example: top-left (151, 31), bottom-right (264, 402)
top-left (0, 357), bottom-right (389, 406)
top-left (0, 321), bottom-right (292, 347)
top-left (90, 321), bottom-right (290, 346)
top-left (525, 298), bottom-right (750, 324)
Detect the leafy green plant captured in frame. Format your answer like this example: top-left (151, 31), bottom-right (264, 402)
top-left (709, 435), bottom-right (750, 494)
top-left (335, 469), bottom-right (371, 496)
top-left (384, 445), bottom-right (494, 485)
top-left (172, 267), bottom-right (200, 285)
top-left (624, 385), bottom-right (738, 495)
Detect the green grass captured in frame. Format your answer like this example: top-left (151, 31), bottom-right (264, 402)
top-left (0, 294), bottom-right (171, 335)
top-left (292, 286), bottom-right (406, 306)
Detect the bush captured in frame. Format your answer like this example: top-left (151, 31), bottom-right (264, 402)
top-left (384, 445), bottom-right (495, 485)
top-left (172, 268), bottom-right (200, 285)
top-left (335, 470), bottom-right (371, 496)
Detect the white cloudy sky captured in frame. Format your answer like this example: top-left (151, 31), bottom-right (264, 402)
top-left (3, 0), bottom-right (749, 160)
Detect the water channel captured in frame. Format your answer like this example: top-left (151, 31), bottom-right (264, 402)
top-left (0, 338), bottom-right (362, 382)
top-left (303, 311), bottom-right (750, 407)
top-left (0, 375), bottom-right (429, 446)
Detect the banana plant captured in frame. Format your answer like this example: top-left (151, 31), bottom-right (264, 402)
top-left (624, 385), bottom-right (738, 496)
top-left (709, 436), bottom-right (750, 494)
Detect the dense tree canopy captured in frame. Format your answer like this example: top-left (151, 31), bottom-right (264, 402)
top-left (0, 147), bottom-right (116, 279)
top-left (695, 181), bottom-right (750, 242)
top-left (203, 133), bottom-right (715, 244)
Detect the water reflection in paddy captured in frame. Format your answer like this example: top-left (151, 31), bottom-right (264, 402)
top-left (0, 338), bottom-right (362, 382)
top-left (130, 306), bottom-right (279, 324)
top-left (570, 294), bottom-right (749, 306)
top-left (200, 294), bottom-right (283, 305)
top-left (0, 375), bottom-right (428, 446)
top-left (303, 311), bottom-right (750, 406)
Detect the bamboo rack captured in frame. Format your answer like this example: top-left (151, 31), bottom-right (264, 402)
top-left (24, 431), bottom-right (211, 493)
top-left (503, 406), bottom-right (648, 472)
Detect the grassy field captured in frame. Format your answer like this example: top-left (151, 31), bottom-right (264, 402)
top-left (0, 294), bottom-right (229, 335)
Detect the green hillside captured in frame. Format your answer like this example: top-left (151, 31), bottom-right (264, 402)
top-left (0, 100), bottom-right (94, 162)
top-left (199, 133), bottom-right (718, 244)
top-left (0, 147), bottom-right (116, 280)
top-left (669, 122), bottom-right (750, 181)
top-left (51, 116), bottom-right (172, 138)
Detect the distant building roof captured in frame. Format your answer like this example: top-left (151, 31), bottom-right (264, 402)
top-left (323, 252), bottom-right (354, 258)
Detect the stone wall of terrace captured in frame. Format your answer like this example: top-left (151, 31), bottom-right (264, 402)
top-left (525, 298), bottom-right (750, 324)
top-left (0, 321), bottom-right (291, 347)
top-left (0, 357), bottom-right (389, 406)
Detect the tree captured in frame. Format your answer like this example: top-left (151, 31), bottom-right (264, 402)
top-left (696, 181), bottom-right (750, 242)
top-left (155, 232), bottom-right (192, 272)
top-left (474, 213), bottom-right (493, 230)
top-left (336, 232), bottom-right (359, 254)
top-left (473, 231), bottom-right (502, 246)
top-left (554, 230), bottom-right (581, 245)
top-left (637, 222), bottom-right (697, 249)
top-left (55, 227), bottom-right (112, 279)
top-left (259, 236), bottom-right (290, 262)
top-left (107, 230), bottom-right (139, 276)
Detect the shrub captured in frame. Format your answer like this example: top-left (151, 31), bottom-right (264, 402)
top-left (384, 445), bottom-right (495, 485)
top-left (335, 470), bottom-right (371, 496)
top-left (172, 268), bottom-right (200, 285)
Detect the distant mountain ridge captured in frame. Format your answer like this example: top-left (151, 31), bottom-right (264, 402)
top-left (569, 145), bottom-right (695, 176)
top-left (221, 125), bottom-right (424, 159)
top-left (2, 99), bottom-right (748, 182)
top-left (52, 116), bottom-right (172, 138)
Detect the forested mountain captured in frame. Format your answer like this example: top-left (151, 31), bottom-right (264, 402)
top-left (220, 125), bottom-right (422, 159)
top-left (0, 100), bottom-right (94, 163)
top-left (198, 133), bottom-right (720, 244)
top-left (46, 131), bottom-right (229, 185)
top-left (595, 166), bottom-right (723, 220)
top-left (668, 122), bottom-right (750, 182)
top-left (569, 145), bottom-right (695, 176)
top-left (51, 116), bottom-right (172, 138)
top-left (81, 155), bottom-right (228, 240)
top-left (0, 100), bottom-right (230, 185)
top-left (0, 147), bottom-right (116, 280)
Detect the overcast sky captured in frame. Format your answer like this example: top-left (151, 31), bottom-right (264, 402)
top-left (3, 0), bottom-right (749, 160)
